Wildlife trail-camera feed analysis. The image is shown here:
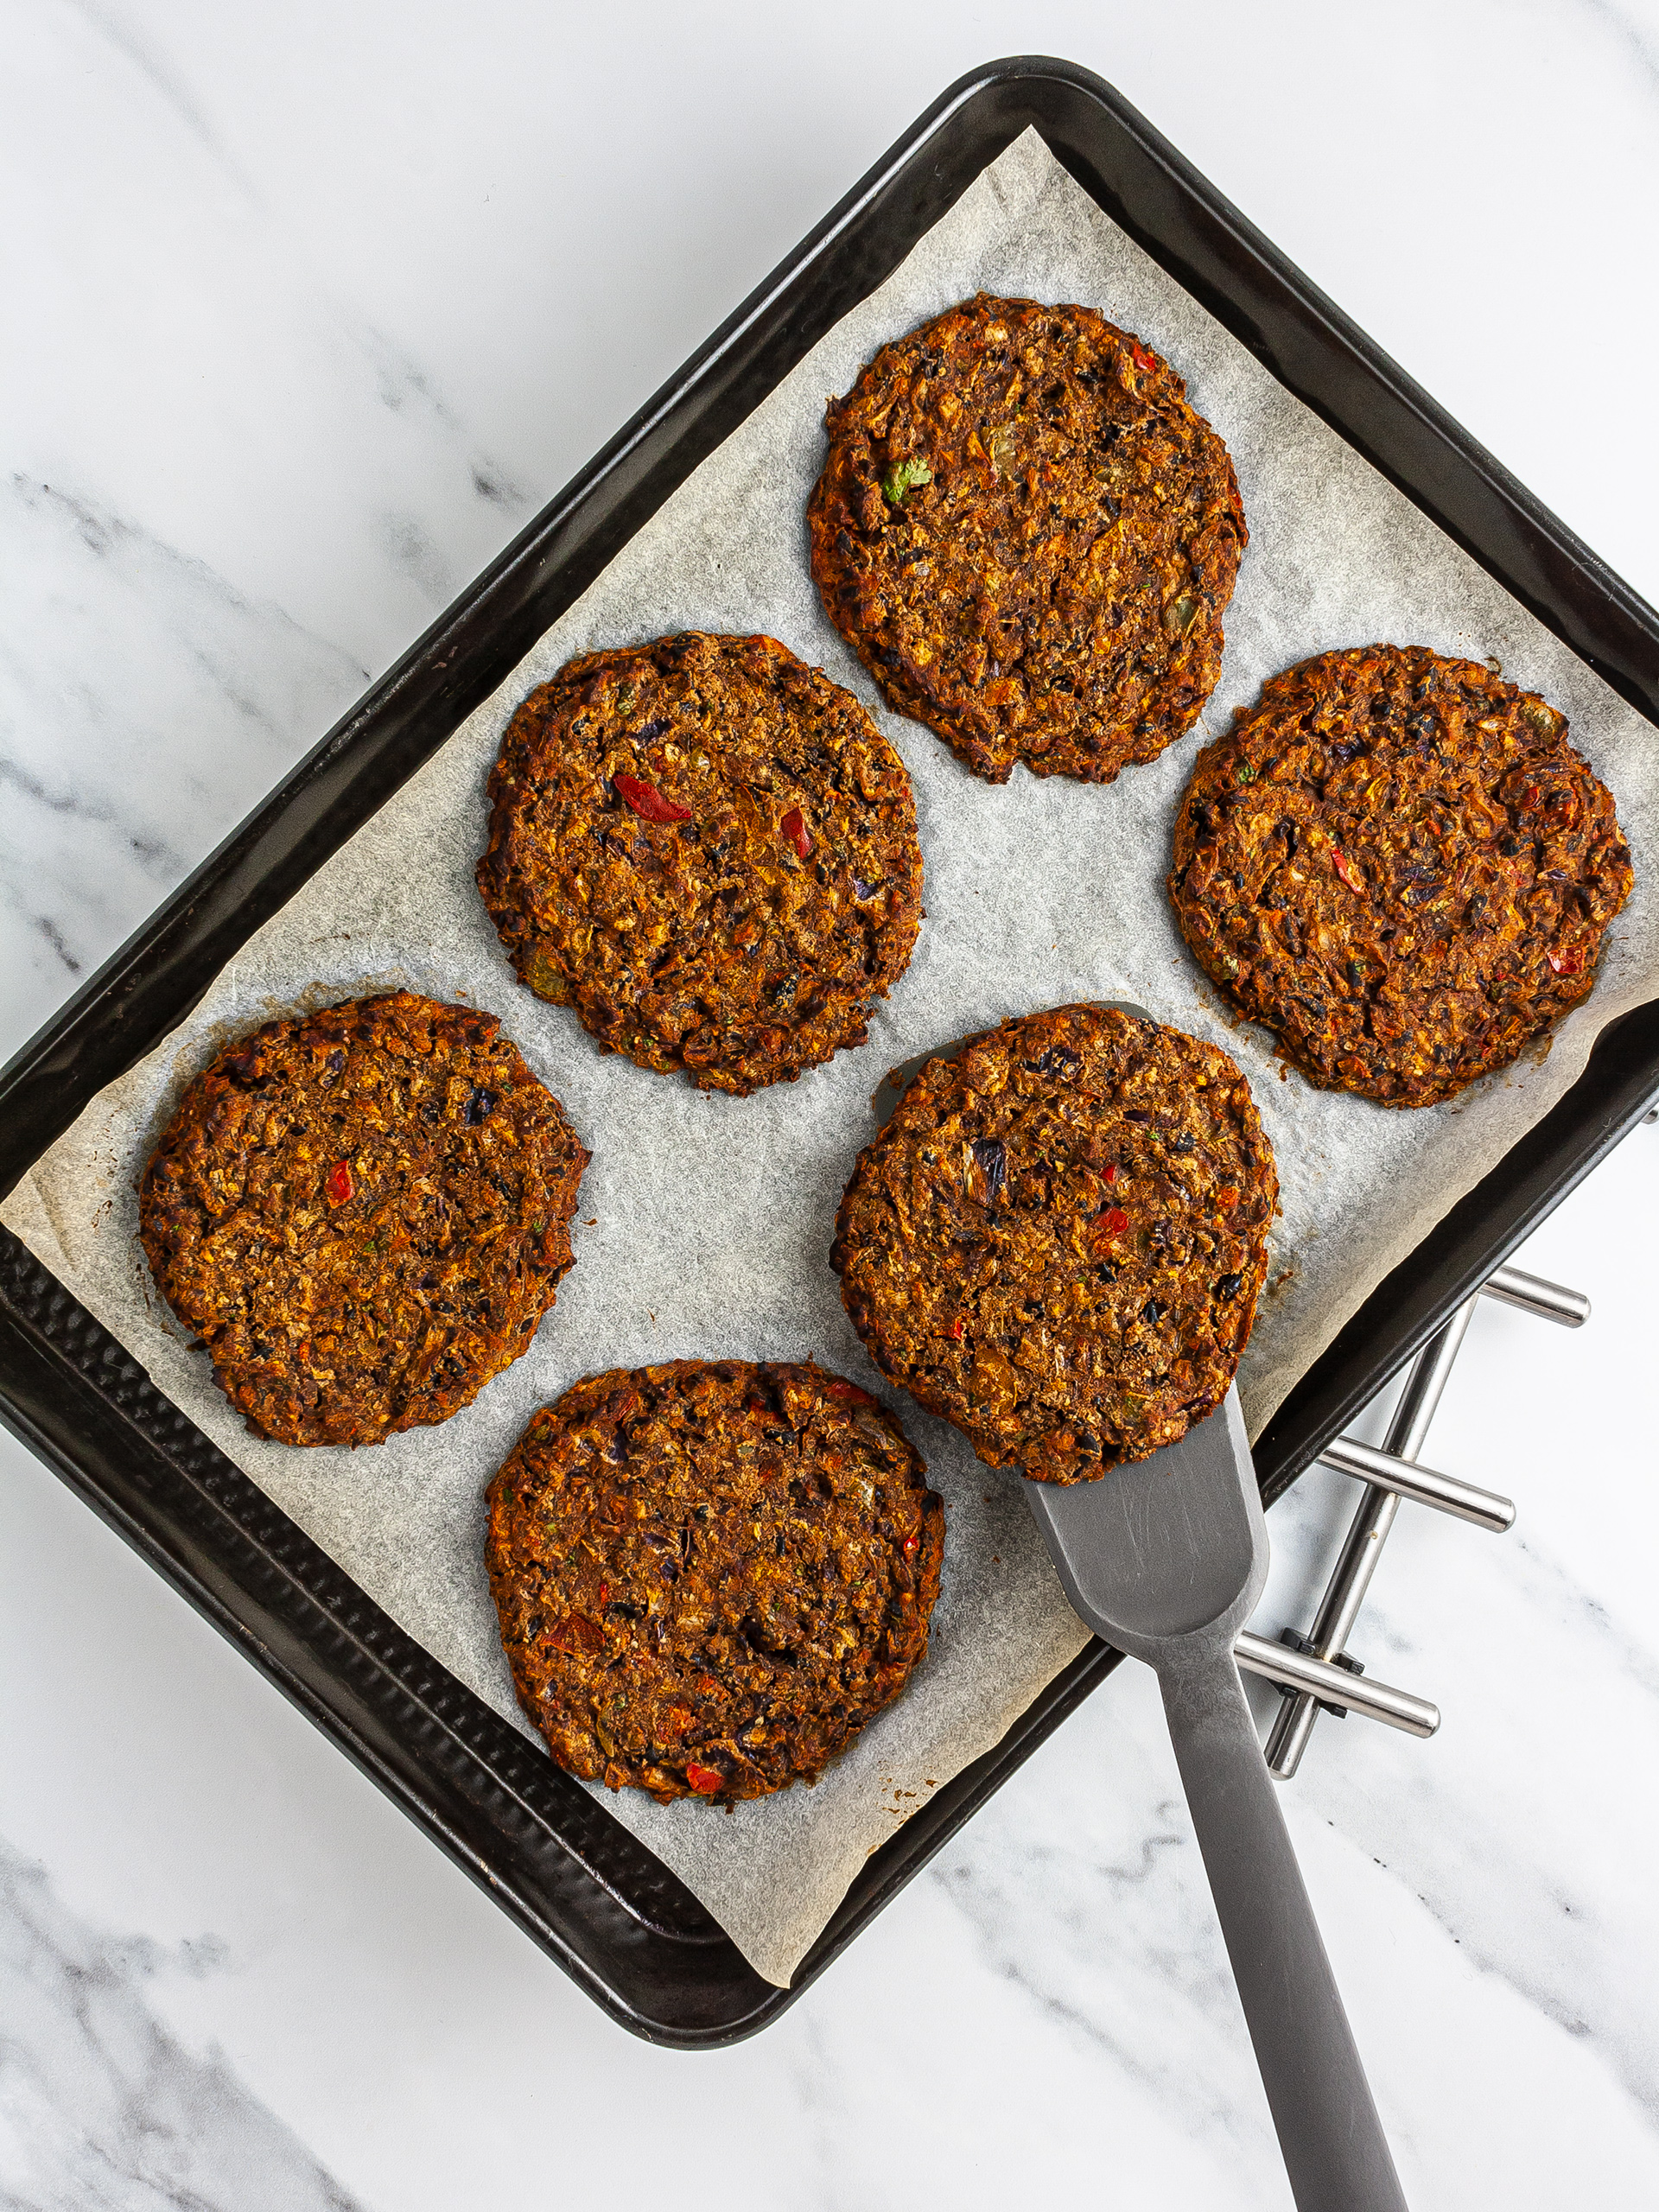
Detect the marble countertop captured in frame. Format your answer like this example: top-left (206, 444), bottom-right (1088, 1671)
top-left (3, 5), bottom-right (1657, 2205)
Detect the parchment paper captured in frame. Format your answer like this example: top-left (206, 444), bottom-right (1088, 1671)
top-left (8, 134), bottom-right (1656, 1988)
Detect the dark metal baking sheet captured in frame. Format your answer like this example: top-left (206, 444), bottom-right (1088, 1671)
top-left (2, 55), bottom-right (1656, 2049)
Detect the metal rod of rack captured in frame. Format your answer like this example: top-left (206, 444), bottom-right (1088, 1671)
top-left (1480, 1264), bottom-right (1590, 1328)
top-left (1234, 1631), bottom-right (1439, 1737)
top-left (1317, 1434), bottom-right (1514, 1533)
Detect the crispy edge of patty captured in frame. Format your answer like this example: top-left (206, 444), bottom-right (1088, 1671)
top-left (138, 989), bottom-right (588, 1446)
top-left (1167, 644), bottom-right (1636, 1108)
top-left (475, 631), bottom-right (925, 1096)
top-left (830, 1005), bottom-right (1276, 1483)
top-left (484, 1358), bottom-right (945, 1804)
top-left (807, 291), bottom-right (1246, 785)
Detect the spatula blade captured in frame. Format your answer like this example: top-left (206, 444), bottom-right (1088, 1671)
top-left (1023, 1387), bottom-right (1265, 1656)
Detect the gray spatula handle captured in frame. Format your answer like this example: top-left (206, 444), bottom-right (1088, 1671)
top-left (1158, 1642), bottom-right (1408, 2212)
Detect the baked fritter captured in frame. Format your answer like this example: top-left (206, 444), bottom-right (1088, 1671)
top-left (486, 1360), bottom-right (944, 1804)
top-left (808, 292), bottom-right (1246, 785)
top-left (832, 1006), bottom-right (1274, 1484)
top-left (139, 991), bottom-right (588, 1447)
top-left (477, 632), bottom-right (925, 1095)
top-left (1168, 645), bottom-right (1634, 1108)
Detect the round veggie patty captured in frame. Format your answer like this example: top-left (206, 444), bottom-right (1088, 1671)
top-left (1168, 645), bottom-right (1634, 1107)
top-left (476, 631), bottom-right (925, 1095)
top-left (486, 1360), bottom-right (944, 1804)
top-left (831, 1005), bottom-right (1275, 1484)
top-left (808, 291), bottom-right (1245, 785)
top-left (139, 990), bottom-right (588, 1447)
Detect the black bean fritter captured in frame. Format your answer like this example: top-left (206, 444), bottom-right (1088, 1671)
top-left (139, 991), bottom-right (588, 1447)
top-left (831, 1006), bottom-right (1275, 1484)
top-left (808, 292), bottom-right (1246, 785)
top-left (476, 632), bottom-right (925, 1095)
top-left (486, 1361), bottom-right (944, 1804)
top-left (1168, 645), bottom-right (1635, 1107)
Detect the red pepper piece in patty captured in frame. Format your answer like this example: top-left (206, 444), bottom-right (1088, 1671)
top-left (613, 772), bottom-right (691, 824)
top-left (1096, 1206), bottom-right (1130, 1237)
top-left (1332, 849), bottom-right (1364, 896)
top-left (780, 805), bottom-right (812, 860)
top-left (1548, 946), bottom-right (1585, 977)
top-left (547, 1611), bottom-right (605, 1656)
top-left (325, 1160), bottom-right (353, 1205)
top-left (823, 1379), bottom-right (874, 1405)
top-left (684, 1762), bottom-right (724, 1796)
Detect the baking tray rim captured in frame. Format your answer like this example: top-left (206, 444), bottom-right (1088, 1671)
top-left (3, 52), bottom-right (1656, 2048)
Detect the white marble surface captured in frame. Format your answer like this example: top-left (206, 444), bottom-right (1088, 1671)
top-left (3, 3), bottom-right (1658, 2205)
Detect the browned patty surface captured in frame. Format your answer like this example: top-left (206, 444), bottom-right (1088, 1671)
top-left (831, 1006), bottom-right (1274, 1484)
top-left (486, 1360), bottom-right (944, 1804)
top-left (139, 991), bottom-right (588, 1447)
top-left (477, 632), bottom-right (925, 1095)
top-left (1168, 645), bottom-right (1635, 1107)
top-left (808, 292), bottom-right (1246, 785)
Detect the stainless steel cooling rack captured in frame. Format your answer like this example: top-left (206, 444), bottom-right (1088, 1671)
top-left (1242, 1104), bottom-right (1656, 1777)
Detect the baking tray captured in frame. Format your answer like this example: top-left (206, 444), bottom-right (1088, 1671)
top-left (3, 55), bottom-right (1656, 2049)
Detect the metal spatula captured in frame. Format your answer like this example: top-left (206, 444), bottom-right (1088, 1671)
top-left (1026, 1389), bottom-right (1408, 2211)
top-left (872, 1004), bottom-right (1408, 2204)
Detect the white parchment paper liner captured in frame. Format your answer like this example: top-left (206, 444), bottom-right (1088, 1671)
top-left (8, 135), bottom-right (1656, 1987)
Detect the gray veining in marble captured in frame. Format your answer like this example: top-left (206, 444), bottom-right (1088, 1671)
top-left (0, 1834), bottom-right (363, 2212)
